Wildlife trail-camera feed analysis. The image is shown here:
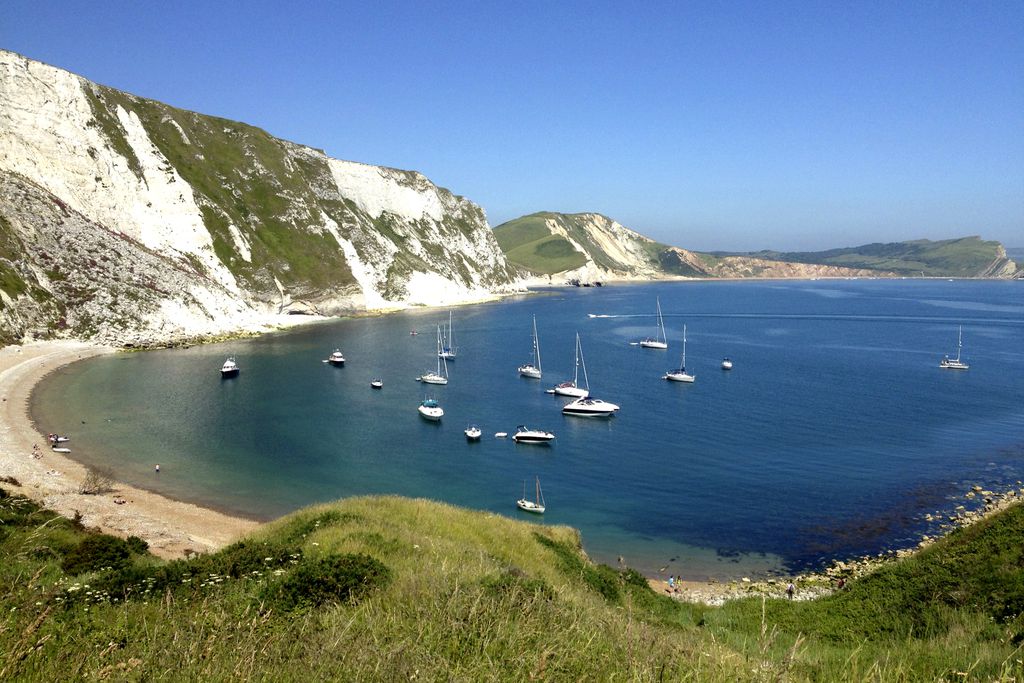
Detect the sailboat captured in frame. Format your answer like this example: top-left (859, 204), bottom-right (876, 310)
top-left (518, 315), bottom-right (543, 379)
top-left (439, 310), bottom-right (457, 360)
top-left (939, 325), bottom-right (969, 370)
top-left (516, 477), bottom-right (546, 514)
top-left (418, 326), bottom-right (449, 384)
top-left (549, 332), bottom-right (590, 397)
top-left (639, 297), bottom-right (668, 349)
top-left (663, 325), bottom-right (695, 382)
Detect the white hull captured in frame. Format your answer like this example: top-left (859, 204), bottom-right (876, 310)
top-left (939, 360), bottom-right (969, 370)
top-left (419, 374), bottom-right (448, 385)
top-left (516, 500), bottom-right (545, 514)
top-left (513, 427), bottom-right (555, 444)
top-left (418, 405), bottom-right (443, 420)
top-left (664, 371), bottom-right (695, 383)
top-left (562, 397), bottom-right (620, 417)
top-left (518, 364), bottom-right (542, 379)
top-left (639, 340), bottom-right (667, 349)
top-left (465, 427), bottom-right (482, 440)
top-left (721, 358), bottom-right (733, 370)
top-left (553, 384), bottom-right (589, 398)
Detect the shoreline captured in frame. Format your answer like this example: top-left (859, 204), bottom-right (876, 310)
top-left (0, 341), bottom-right (258, 559)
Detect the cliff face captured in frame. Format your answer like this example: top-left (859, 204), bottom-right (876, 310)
top-left (0, 50), bottom-right (519, 344)
top-left (494, 212), bottom-right (893, 282)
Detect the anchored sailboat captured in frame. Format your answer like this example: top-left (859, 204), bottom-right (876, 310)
top-left (418, 326), bottom-right (449, 384)
top-left (516, 477), bottom-right (546, 513)
top-left (439, 310), bottom-right (457, 360)
top-left (518, 315), bottom-right (543, 379)
top-left (550, 332), bottom-right (589, 397)
top-left (640, 297), bottom-right (668, 349)
top-left (939, 325), bottom-right (969, 370)
top-left (663, 325), bottom-right (695, 382)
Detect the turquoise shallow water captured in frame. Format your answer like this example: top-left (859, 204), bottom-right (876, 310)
top-left (31, 279), bottom-right (1024, 578)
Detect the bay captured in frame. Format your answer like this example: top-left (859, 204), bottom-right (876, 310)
top-left (32, 279), bottom-right (1024, 578)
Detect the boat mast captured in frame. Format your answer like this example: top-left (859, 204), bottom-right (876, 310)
top-left (955, 325), bottom-right (962, 362)
top-left (656, 297), bottom-right (666, 344)
top-left (578, 333), bottom-right (590, 391)
top-left (533, 316), bottom-right (541, 371)
top-left (681, 325), bottom-right (687, 369)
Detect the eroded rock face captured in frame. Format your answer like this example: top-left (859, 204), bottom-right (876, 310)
top-left (0, 49), bottom-right (521, 344)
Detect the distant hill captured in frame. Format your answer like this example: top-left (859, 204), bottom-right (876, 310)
top-left (730, 237), bottom-right (1019, 278)
top-left (495, 213), bottom-right (1018, 281)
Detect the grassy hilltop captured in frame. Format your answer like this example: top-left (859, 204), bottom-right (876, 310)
top-left (2, 488), bottom-right (1023, 681)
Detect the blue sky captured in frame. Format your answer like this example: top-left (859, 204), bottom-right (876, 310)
top-left (3, 1), bottom-right (1022, 251)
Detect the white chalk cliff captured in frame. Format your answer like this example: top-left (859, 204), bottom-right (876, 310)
top-left (0, 49), bottom-right (519, 345)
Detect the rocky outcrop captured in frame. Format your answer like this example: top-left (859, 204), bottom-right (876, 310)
top-left (0, 49), bottom-right (520, 344)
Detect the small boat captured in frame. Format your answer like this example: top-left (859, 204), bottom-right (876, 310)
top-left (465, 425), bottom-right (482, 440)
top-left (220, 357), bottom-right (239, 377)
top-left (939, 325), bottom-right (969, 370)
top-left (47, 433), bottom-right (70, 444)
top-left (663, 325), bottom-right (695, 383)
top-left (51, 447), bottom-right (71, 453)
top-left (721, 357), bottom-right (733, 370)
top-left (418, 397), bottom-right (443, 421)
top-left (410, 330), bottom-right (418, 336)
top-left (512, 425), bottom-right (555, 444)
top-left (516, 477), bottom-right (546, 514)
top-left (639, 297), bottom-right (669, 349)
top-left (495, 432), bottom-right (508, 438)
top-left (418, 326), bottom-right (449, 385)
top-left (518, 315), bottom-right (543, 379)
top-left (325, 349), bottom-right (346, 366)
top-left (370, 378), bottom-right (383, 389)
top-left (550, 333), bottom-right (590, 397)
top-left (562, 396), bottom-right (620, 418)
top-left (439, 310), bottom-right (458, 360)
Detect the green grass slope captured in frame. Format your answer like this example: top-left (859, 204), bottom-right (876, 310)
top-left (493, 213), bottom-right (588, 275)
top-left (743, 236), bottom-right (1013, 277)
top-left (2, 486), bottom-right (1022, 680)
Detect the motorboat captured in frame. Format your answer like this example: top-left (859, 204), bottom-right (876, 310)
top-left (550, 333), bottom-right (590, 397)
top-left (325, 349), bottom-right (345, 366)
top-left (639, 296), bottom-right (669, 349)
top-left (465, 425), bottom-right (482, 440)
top-left (939, 326), bottom-right (969, 370)
top-left (562, 396), bottom-right (620, 418)
top-left (220, 357), bottom-right (239, 377)
top-left (518, 315), bottom-right (543, 379)
top-left (494, 432), bottom-right (508, 438)
top-left (512, 425), bottom-right (555, 444)
top-left (418, 397), bottom-right (443, 421)
top-left (370, 378), bottom-right (383, 389)
top-left (663, 325), bottom-right (695, 383)
top-left (418, 325), bottom-right (449, 385)
top-left (516, 477), bottom-right (546, 514)
top-left (721, 357), bottom-right (733, 370)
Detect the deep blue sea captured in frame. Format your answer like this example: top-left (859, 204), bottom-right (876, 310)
top-left (32, 280), bottom-right (1024, 579)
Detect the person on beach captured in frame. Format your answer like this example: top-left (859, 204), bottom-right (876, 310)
top-left (786, 582), bottom-right (795, 599)
top-left (668, 576), bottom-right (675, 590)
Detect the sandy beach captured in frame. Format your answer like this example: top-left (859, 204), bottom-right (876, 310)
top-left (0, 341), bottom-right (258, 558)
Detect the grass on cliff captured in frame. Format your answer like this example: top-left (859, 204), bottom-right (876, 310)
top-left (1, 486), bottom-right (1022, 681)
top-left (493, 213), bottom-right (588, 275)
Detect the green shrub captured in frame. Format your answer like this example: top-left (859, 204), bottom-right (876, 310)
top-left (61, 534), bottom-right (132, 575)
top-left (262, 553), bottom-right (391, 611)
top-left (482, 568), bottom-right (555, 603)
top-left (125, 535), bottom-right (149, 554)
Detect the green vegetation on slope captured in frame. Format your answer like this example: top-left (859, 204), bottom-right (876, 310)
top-left (741, 236), bottom-right (1011, 277)
top-left (493, 213), bottom-right (588, 275)
top-left (1, 487), bottom-right (1022, 680)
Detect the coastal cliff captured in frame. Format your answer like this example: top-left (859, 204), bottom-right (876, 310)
top-left (0, 50), bottom-right (519, 345)
top-left (494, 212), bottom-right (894, 282)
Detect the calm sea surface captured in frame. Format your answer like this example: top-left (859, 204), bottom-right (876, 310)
top-left (32, 280), bottom-right (1024, 578)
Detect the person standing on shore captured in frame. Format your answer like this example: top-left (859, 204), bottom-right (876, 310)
top-left (786, 582), bottom-right (795, 599)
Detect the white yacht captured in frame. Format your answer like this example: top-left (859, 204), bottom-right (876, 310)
top-left (326, 349), bottom-right (345, 366)
top-left (418, 326), bottom-right (449, 385)
top-left (721, 357), bottom-right (733, 370)
top-left (518, 315), bottom-right (543, 379)
top-left (550, 333), bottom-right (590, 397)
top-left (464, 425), bottom-right (482, 440)
top-left (418, 397), bottom-right (444, 421)
top-left (370, 378), bottom-right (383, 389)
top-left (663, 325), bottom-right (695, 383)
top-left (562, 396), bottom-right (620, 418)
top-left (639, 297), bottom-right (668, 349)
top-left (939, 326), bottom-right (969, 370)
top-left (516, 477), bottom-right (546, 514)
top-left (220, 357), bottom-right (239, 377)
top-left (512, 425), bottom-right (555, 444)
top-left (439, 310), bottom-right (458, 360)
